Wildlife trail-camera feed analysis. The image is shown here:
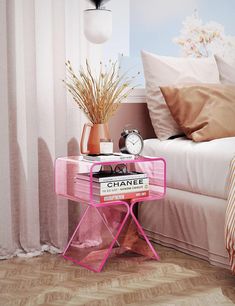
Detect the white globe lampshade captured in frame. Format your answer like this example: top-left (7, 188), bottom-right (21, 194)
top-left (84, 9), bottom-right (112, 44)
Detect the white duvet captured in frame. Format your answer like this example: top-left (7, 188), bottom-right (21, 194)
top-left (142, 136), bottom-right (235, 199)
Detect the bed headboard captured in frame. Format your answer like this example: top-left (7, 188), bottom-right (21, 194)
top-left (109, 99), bottom-right (155, 151)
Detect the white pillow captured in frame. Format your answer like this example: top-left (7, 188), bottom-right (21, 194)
top-left (141, 50), bottom-right (220, 140)
top-left (214, 55), bottom-right (235, 84)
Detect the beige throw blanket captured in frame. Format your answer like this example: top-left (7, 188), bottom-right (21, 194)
top-left (225, 157), bottom-right (235, 274)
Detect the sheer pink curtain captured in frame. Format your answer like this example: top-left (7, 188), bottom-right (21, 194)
top-left (0, 0), bottom-right (84, 258)
top-left (0, 0), bottom-right (130, 258)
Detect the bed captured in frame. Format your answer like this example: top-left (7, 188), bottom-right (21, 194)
top-left (139, 136), bottom-right (235, 268)
top-left (110, 51), bottom-right (235, 271)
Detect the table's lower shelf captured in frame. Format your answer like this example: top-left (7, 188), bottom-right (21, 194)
top-left (62, 201), bottom-right (160, 272)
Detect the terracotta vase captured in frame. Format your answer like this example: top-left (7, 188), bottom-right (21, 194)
top-left (80, 123), bottom-right (110, 155)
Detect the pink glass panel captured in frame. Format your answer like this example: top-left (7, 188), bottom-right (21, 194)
top-left (63, 202), bottom-right (129, 272)
top-left (55, 156), bottom-right (166, 205)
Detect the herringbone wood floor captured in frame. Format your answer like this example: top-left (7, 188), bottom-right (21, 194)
top-left (0, 244), bottom-right (234, 306)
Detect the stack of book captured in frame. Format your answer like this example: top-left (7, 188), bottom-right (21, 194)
top-left (73, 171), bottom-right (149, 202)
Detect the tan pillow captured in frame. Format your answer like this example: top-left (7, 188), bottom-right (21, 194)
top-left (160, 84), bottom-right (235, 142)
top-left (141, 50), bottom-right (220, 140)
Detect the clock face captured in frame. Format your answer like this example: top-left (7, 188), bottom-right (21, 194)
top-left (125, 133), bottom-right (143, 155)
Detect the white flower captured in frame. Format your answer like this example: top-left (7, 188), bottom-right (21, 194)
top-left (173, 12), bottom-right (235, 63)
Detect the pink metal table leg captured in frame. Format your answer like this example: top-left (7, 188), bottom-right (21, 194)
top-left (129, 200), bottom-right (160, 260)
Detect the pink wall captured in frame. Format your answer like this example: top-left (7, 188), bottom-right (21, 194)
top-left (109, 102), bottom-right (155, 151)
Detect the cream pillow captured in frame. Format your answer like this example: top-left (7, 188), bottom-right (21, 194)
top-left (141, 50), bottom-right (220, 140)
top-left (214, 55), bottom-right (235, 84)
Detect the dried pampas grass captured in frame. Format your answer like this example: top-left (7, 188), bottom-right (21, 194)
top-left (63, 59), bottom-right (138, 124)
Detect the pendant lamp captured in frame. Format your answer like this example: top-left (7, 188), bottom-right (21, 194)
top-left (84, 0), bottom-right (112, 44)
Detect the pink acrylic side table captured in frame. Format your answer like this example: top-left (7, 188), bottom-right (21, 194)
top-left (55, 156), bottom-right (166, 272)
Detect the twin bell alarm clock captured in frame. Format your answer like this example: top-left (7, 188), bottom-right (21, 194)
top-left (119, 128), bottom-right (144, 155)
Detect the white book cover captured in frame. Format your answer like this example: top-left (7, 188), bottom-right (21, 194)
top-left (98, 178), bottom-right (149, 194)
top-left (82, 153), bottom-right (135, 162)
top-left (74, 178), bottom-right (149, 196)
top-left (98, 183), bottom-right (149, 195)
